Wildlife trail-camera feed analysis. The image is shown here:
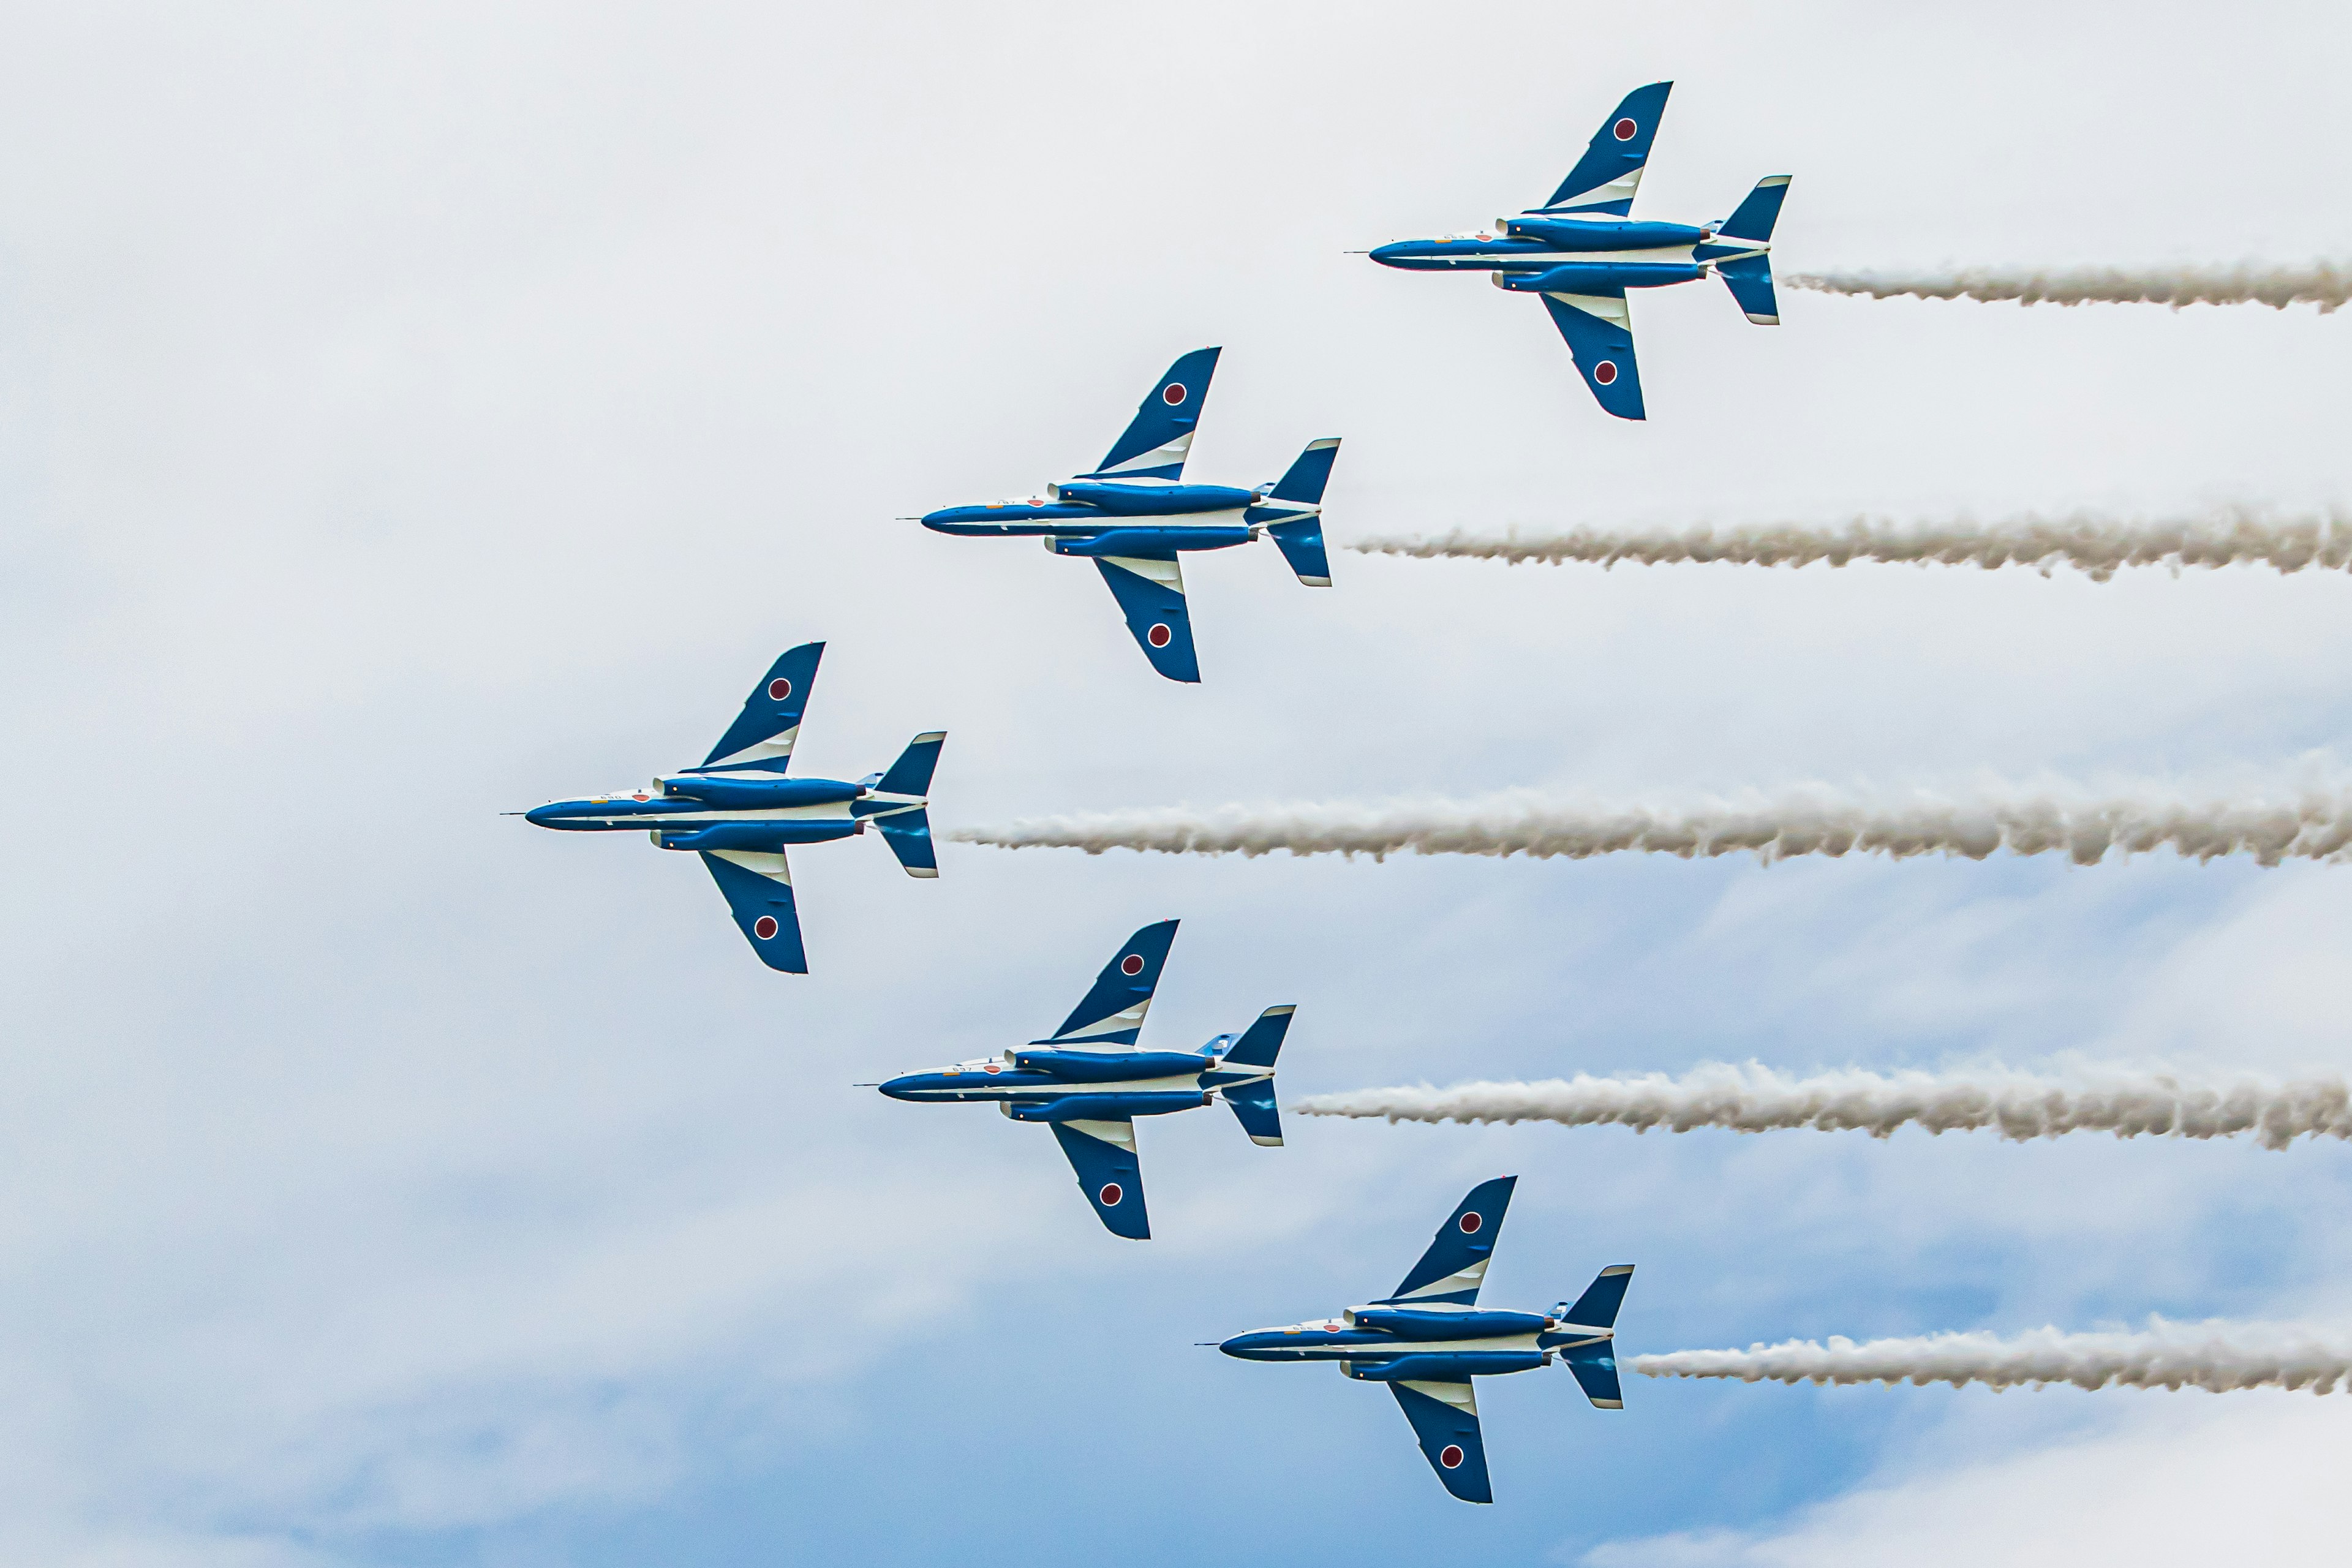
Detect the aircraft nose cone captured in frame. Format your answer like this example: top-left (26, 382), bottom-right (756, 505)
top-left (1367, 242), bottom-right (1407, 266)
top-left (1219, 1332), bottom-right (1276, 1360)
top-left (522, 803), bottom-right (558, 826)
top-left (877, 1075), bottom-right (921, 1101)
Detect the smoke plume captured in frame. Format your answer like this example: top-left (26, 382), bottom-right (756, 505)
top-left (1292, 1065), bottom-right (2352, 1151)
top-left (947, 785), bottom-right (2352, 867)
top-left (1350, 509), bottom-right (2352, 581)
top-left (1633, 1321), bottom-right (2352, 1394)
top-left (1785, 262), bottom-right (2350, 312)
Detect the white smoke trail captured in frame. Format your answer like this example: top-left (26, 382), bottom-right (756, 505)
top-left (1349, 509), bottom-right (2352, 582)
top-left (1785, 262), bottom-right (2350, 312)
top-left (946, 784), bottom-right (2352, 867)
top-left (1291, 1065), bottom-right (2352, 1151)
top-left (1632, 1320), bottom-right (2352, 1394)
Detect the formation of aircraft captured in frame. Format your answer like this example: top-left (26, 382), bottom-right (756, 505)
top-left (916, 348), bottom-right (1340, 682)
top-left (1370, 80), bottom-right (1792, 420)
top-left (1219, 1176), bottom-right (1634, 1503)
top-left (878, 919), bottom-right (1288, 1238)
top-left (521, 642), bottom-right (941, 973)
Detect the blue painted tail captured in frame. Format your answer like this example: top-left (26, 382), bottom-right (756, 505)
top-left (1218, 1005), bottom-right (1292, 1147)
top-left (1248, 438), bottom-right (1340, 587)
top-left (1713, 177), bottom-right (1789, 325)
top-left (1555, 1264), bottom-right (1634, 1409)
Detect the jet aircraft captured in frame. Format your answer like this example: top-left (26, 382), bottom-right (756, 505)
top-left (1219, 1176), bottom-right (1632, 1503)
top-left (916, 349), bottom-right (1339, 682)
top-left (522, 641), bottom-right (941, 973)
top-left (1370, 81), bottom-right (1790, 420)
top-left (878, 919), bottom-right (1288, 1238)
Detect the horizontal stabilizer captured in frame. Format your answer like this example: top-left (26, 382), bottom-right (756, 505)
top-left (1717, 255), bottom-right (1780, 325)
top-left (1051, 1119), bottom-right (1149, 1240)
top-left (1221, 1005), bottom-right (1293, 1069)
top-left (1563, 1264), bottom-right (1635, 1329)
top-left (699, 849), bottom-right (808, 973)
top-left (876, 731), bottom-right (946, 797)
top-left (1562, 1340), bottom-right (1624, 1409)
top-left (876, 807), bottom-right (937, 877)
top-left (1717, 175), bottom-right (1791, 243)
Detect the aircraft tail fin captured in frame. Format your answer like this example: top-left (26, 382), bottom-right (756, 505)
top-left (1248, 439), bottom-right (1340, 587)
top-left (874, 731), bottom-right (945, 797)
top-left (1559, 1264), bottom-right (1635, 1330)
top-left (875, 807), bottom-right (937, 878)
top-left (1219, 1005), bottom-right (1292, 1147)
top-left (1561, 1339), bottom-right (1624, 1410)
top-left (1717, 175), bottom-right (1790, 243)
top-left (1713, 177), bottom-right (1789, 325)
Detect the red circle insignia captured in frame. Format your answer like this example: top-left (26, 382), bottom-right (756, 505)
top-left (1593, 360), bottom-right (1619, 386)
top-left (1162, 383), bottom-right (1186, 405)
top-left (1439, 1444), bottom-right (1465, 1469)
top-left (1147, 624), bottom-right (1172, 648)
top-left (1099, 1183), bottom-right (1123, 1205)
top-left (1458, 1212), bottom-right (1482, 1234)
top-left (767, 677), bottom-right (793, 701)
top-left (752, 916), bottom-right (779, 940)
top-left (1613, 118), bottom-right (1637, 141)
top-left (1121, 954), bottom-right (1145, 976)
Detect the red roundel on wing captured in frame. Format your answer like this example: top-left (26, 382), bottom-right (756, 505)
top-left (1121, 954), bottom-right (1145, 976)
top-left (752, 915), bottom-right (779, 940)
top-left (1593, 360), bottom-right (1619, 386)
top-left (767, 677), bottom-right (792, 701)
top-left (1147, 623), bottom-right (1173, 648)
top-left (1613, 117), bottom-right (1637, 141)
top-left (1458, 1211), bottom-right (1482, 1234)
top-left (1099, 1182), bottom-right (1123, 1206)
top-left (1439, 1444), bottom-right (1465, 1469)
top-left (1162, 383), bottom-right (1186, 405)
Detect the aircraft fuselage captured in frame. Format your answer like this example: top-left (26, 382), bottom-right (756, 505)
top-left (1370, 214), bottom-right (1765, 291)
top-left (881, 1042), bottom-right (1272, 1120)
top-left (921, 481), bottom-right (1264, 549)
top-left (1221, 1305), bottom-right (1613, 1381)
top-left (523, 775), bottom-right (916, 851)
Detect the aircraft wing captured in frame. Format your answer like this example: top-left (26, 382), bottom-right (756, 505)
top-left (1050, 1118), bottom-right (1149, 1240)
top-left (699, 848), bottom-right (809, 973)
top-left (1046, 920), bottom-right (1181, 1046)
top-left (1382, 1175), bottom-right (1515, 1306)
top-left (1092, 556), bottom-right (1200, 683)
top-left (701, 641), bottom-right (824, 774)
top-left (1389, 1380), bottom-right (1493, 1504)
top-left (1540, 292), bottom-right (1646, 421)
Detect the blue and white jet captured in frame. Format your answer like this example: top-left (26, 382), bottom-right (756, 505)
top-left (1370, 81), bottom-right (1790, 420)
top-left (917, 349), bottom-right (1339, 682)
top-left (1219, 1176), bottom-right (1632, 1504)
top-left (878, 919), bottom-right (1288, 1238)
top-left (521, 642), bottom-right (941, 973)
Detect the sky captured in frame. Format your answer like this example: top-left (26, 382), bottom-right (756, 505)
top-left (2, 2), bottom-right (2350, 1562)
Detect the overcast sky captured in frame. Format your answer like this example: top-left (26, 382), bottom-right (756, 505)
top-left (3, 2), bottom-right (2350, 1564)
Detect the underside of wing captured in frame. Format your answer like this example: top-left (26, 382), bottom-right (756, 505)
top-left (1539, 293), bottom-right (1646, 421)
top-left (1050, 1118), bottom-right (1148, 1240)
top-left (1388, 1381), bottom-right (1492, 1504)
top-left (699, 848), bottom-right (808, 973)
top-left (1091, 556), bottom-right (1200, 683)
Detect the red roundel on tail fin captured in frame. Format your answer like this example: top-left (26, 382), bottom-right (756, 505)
top-left (1612, 118), bottom-right (1637, 141)
top-left (1147, 624), bottom-right (1173, 648)
top-left (767, 677), bottom-right (792, 701)
top-left (1099, 1183), bottom-right (1123, 1206)
top-left (1161, 383), bottom-right (1187, 405)
top-left (1458, 1211), bottom-right (1483, 1234)
top-left (1439, 1444), bottom-right (1465, 1469)
top-left (753, 916), bottom-right (779, 940)
top-left (1593, 361), bottom-right (1619, 385)
top-left (1121, 954), bottom-right (1145, 976)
